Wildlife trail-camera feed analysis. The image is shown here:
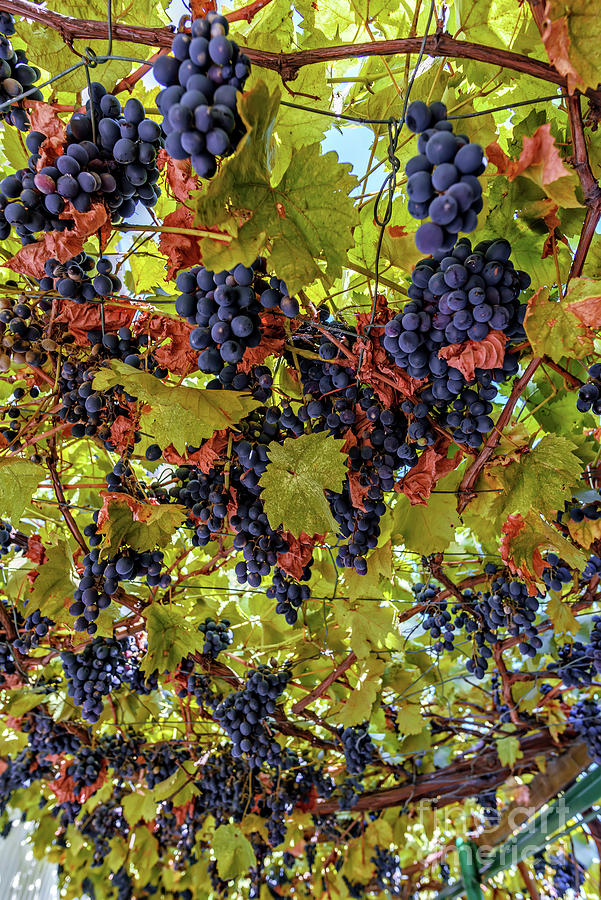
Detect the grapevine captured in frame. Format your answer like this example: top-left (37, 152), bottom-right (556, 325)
top-left (0, 4), bottom-right (598, 900)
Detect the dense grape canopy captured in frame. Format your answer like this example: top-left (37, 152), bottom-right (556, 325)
top-left (0, 2), bottom-right (599, 900)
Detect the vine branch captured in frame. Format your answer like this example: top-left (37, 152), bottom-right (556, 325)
top-left (2, 0), bottom-right (600, 102)
top-left (456, 356), bottom-right (542, 513)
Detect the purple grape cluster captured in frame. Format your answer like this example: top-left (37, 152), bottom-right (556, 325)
top-left (382, 237), bottom-right (529, 447)
top-left (39, 253), bottom-right (122, 303)
top-left (577, 363), bottom-right (601, 414)
top-left (60, 638), bottom-right (129, 723)
top-left (549, 853), bottom-right (585, 899)
top-left (266, 566), bottom-right (311, 625)
top-left (547, 641), bottom-right (594, 688)
top-left (199, 617), bottom-right (232, 658)
top-left (0, 16), bottom-right (42, 131)
top-left (405, 100), bottom-right (485, 255)
top-left (153, 12), bottom-right (251, 177)
top-left (83, 85), bottom-right (163, 214)
top-left (12, 608), bottom-right (54, 653)
top-left (0, 85), bottom-right (162, 244)
top-left (383, 238), bottom-right (529, 367)
top-left (372, 846), bottom-right (402, 896)
top-left (176, 259), bottom-right (298, 380)
top-left (569, 698), bottom-right (601, 762)
top-left (0, 639), bottom-right (16, 684)
top-left (340, 723), bottom-right (374, 775)
top-left (413, 581), bottom-right (456, 652)
top-left (213, 665), bottom-right (289, 767)
top-left (476, 787), bottom-right (499, 826)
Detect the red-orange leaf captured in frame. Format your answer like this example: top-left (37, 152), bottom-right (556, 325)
top-left (486, 124), bottom-right (572, 186)
top-left (159, 206), bottom-right (202, 280)
top-left (157, 149), bottom-right (198, 203)
top-left (400, 438), bottom-right (463, 506)
top-left (438, 331), bottom-right (506, 382)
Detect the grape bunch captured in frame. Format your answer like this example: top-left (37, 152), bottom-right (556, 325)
top-left (413, 581), bottom-right (456, 652)
top-left (77, 85), bottom-right (163, 216)
top-left (153, 11), bottom-right (251, 177)
top-left (213, 665), bottom-right (289, 767)
top-left (371, 846), bottom-right (403, 897)
top-left (61, 638), bottom-right (129, 722)
top-left (266, 566), bottom-right (311, 624)
top-left (382, 238), bottom-right (528, 447)
top-left (57, 358), bottom-right (129, 443)
top-left (404, 100), bottom-right (486, 255)
top-left (0, 291), bottom-right (50, 373)
top-left (230, 491), bottom-right (290, 588)
top-left (340, 723), bottom-right (374, 775)
top-left (560, 495), bottom-right (601, 524)
top-left (583, 554), bottom-right (601, 583)
top-left (66, 746), bottom-right (105, 790)
top-left (576, 363), bottom-right (601, 414)
top-left (176, 259), bottom-right (297, 380)
top-left (547, 642), bottom-right (594, 688)
top-left (476, 787), bottom-right (499, 827)
top-left (569, 698), bottom-right (601, 762)
top-left (541, 552), bottom-right (574, 592)
top-left (383, 238), bottom-right (528, 366)
top-left (0, 147), bottom-right (67, 243)
top-left (327, 482), bottom-right (386, 575)
top-left (199, 617), bottom-right (233, 658)
top-left (478, 573), bottom-right (542, 658)
top-left (39, 253), bottom-right (122, 303)
top-left (0, 640), bottom-right (16, 684)
top-left (548, 853), bottom-right (585, 899)
top-left (12, 609), bottom-right (54, 653)
top-left (0, 16), bottom-right (43, 131)
top-left (70, 518), bottom-right (170, 634)
top-left (57, 330), bottom-right (165, 444)
top-left (587, 616), bottom-right (601, 673)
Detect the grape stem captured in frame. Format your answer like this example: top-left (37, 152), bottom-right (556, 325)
top-left (47, 447), bottom-right (88, 553)
top-left (456, 356), bottom-right (543, 513)
top-left (291, 651), bottom-right (357, 714)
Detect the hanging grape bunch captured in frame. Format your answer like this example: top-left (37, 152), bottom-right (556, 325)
top-left (0, 87), bottom-right (163, 245)
top-left (0, 13), bottom-right (43, 131)
top-left (577, 363), bottom-right (601, 414)
top-left (382, 237), bottom-right (530, 448)
top-left (153, 11), bottom-right (251, 177)
top-left (404, 100), bottom-right (486, 255)
top-left (39, 253), bottom-right (122, 303)
top-left (175, 258), bottom-right (298, 380)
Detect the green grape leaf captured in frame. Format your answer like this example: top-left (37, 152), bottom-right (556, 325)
top-left (0, 458), bottom-right (43, 524)
top-left (92, 359), bottom-right (261, 454)
top-left (396, 705), bottom-right (425, 736)
top-left (3, 691), bottom-right (46, 716)
top-left (393, 471), bottom-right (461, 556)
top-left (97, 495), bottom-right (187, 556)
top-left (496, 735), bottom-right (522, 768)
top-left (334, 601), bottom-right (395, 659)
top-left (212, 824), bottom-right (256, 880)
top-left (487, 435), bottom-right (584, 526)
top-left (193, 81), bottom-right (359, 292)
top-left (142, 604), bottom-right (205, 676)
top-left (523, 287), bottom-right (593, 363)
top-left (546, 592), bottom-right (580, 636)
top-left (261, 431), bottom-right (347, 536)
top-left (27, 540), bottom-right (76, 624)
top-left (152, 762), bottom-right (200, 804)
top-left (336, 659), bottom-right (384, 727)
top-left (121, 791), bottom-right (157, 826)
